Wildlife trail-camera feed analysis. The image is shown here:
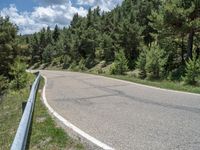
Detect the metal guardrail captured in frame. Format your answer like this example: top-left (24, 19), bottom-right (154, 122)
top-left (11, 73), bottom-right (41, 150)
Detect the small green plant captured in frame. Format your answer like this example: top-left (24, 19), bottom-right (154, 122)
top-left (145, 44), bottom-right (167, 79)
top-left (182, 55), bottom-right (200, 85)
top-left (109, 49), bottom-right (128, 75)
top-left (78, 58), bottom-right (87, 70)
top-left (69, 61), bottom-right (79, 71)
top-left (95, 47), bottom-right (104, 61)
top-left (167, 66), bottom-right (185, 81)
top-left (63, 55), bottom-right (72, 69)
top-left (9, 57), bottom-right (28, 90)
top-left (136, 49), bottom-right (147, 79)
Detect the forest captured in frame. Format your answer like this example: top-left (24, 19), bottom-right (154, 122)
top-left (0, 0), bottom-right (200, 93)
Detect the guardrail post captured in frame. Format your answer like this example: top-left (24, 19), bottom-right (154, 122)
top-left (22, 102), bottom-right (27, 114)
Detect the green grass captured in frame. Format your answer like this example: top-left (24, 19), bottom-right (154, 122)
top-left (0, 88), bottom-right (30, 149)
top-left (0, 75), bottom-right (84, 150)
top-left (28, 78), bottom-right (84, 150)
top-left (41, 63), bottom-right (200, 94)
top-left (100, 74), bottom-right (200, 94)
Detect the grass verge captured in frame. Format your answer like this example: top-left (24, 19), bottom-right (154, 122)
top-left (41, 63), bottom-right (200, 94)
top-left (0, 74), bottom-right (84, 150)
top-left (0, 88), bottom-right (29, 149)
top-left (99, 74), bottom-right (200, 94)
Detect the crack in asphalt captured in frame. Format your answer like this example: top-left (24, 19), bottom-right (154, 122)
top-left (72, 75), bottom-right (200, 114)
top-left (43, 71), bottom-right (200, 150)
top-left (47, 74), bottom-right (200, 114)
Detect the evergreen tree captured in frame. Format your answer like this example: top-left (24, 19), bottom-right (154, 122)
top-left (53, 25), bottom-right (60, 42)
top-left (145, 44), bottom-right (167, 79)
top-left (0, 17), bottom-right (18, 77)
top-left (110, 49), bottom-right (128, 75)
top-left (30, 33), bottom-right (40, 64)
top-left (136, 49), bottom-right (147, 79)
top-left (183, 54), bottom-right (200, 85)
top-left (46, 26), bottom-right (53, 44)
top-left (9, 57), bottom-right (28, 89)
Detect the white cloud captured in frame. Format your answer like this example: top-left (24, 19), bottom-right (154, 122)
top-left (77, 0), bottom-right (95, 5)
top-left (77, 0), bottom-right (123, 11)
top-left (36, 0), bottom-right (69, 5)
top-left (0, 3), bottom-right (87, 34)
top-left (0, 0), bottom-right (123, 34)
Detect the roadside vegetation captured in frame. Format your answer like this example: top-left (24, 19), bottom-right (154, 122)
top-left (0, 0), bottom-right (199, 148)
top-left (0, 17), bottom-right (83, 149)
top-left (1, 1), bottom-right (199, 92)
top-left (25, 0), bottom-right (200, 89)
top-left (0, 73), bottom-right (84, 149)
top-left (29, 78), bottom-right (84, 150)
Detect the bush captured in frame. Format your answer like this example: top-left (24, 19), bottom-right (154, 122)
top-left (182, 55), bottom-right (200, 85)
top-left (136, 49), bottom-right (147, 79)
top-left (85, 55), bottom-right (95, 69)
top-left (95, 47), bottom-right (104, 61)
top-left (145, 44), bottom-right (167, 79)
top-left (109, 50), bottom-right (128, 75)
top-left (167, 66), bottom-right (185, 81)
top-left (78, 58), bottom-right (87, 71)
top-left (9, 58), bottom-right (28, 90)
top-left (69, 61), bottom-right (79, 71)
top-left (63, 55), bottom-right (72, 69)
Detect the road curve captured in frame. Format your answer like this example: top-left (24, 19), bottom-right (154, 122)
top-left (41, 70), bottom-right (200, 150)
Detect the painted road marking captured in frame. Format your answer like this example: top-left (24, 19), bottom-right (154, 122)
top-left (42, 75), bottom-right (114, 150)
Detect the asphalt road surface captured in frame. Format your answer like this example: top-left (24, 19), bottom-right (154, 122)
top-left (41, 70), bottom-right (200, 150)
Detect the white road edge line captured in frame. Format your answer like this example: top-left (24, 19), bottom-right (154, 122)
top-left (78, 72), bottom-right (200, 97)
top-left (41, 75), bottom-right (114, 150)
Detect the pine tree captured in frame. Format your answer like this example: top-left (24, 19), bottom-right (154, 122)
top-left (145, 44), bottom-right (167, 79)
top-left (183, 54), bottom-right (200, 85)
top-left (39, 28), bottom-right (46, 62)
top-left (150, 0), bottom-right (200, 60)
top-left (53, 25), bottom-right (60, 42)
top-left (30, 33), bottom-right (40, 64)
top-left (136, 49), bottom-right (147, 79)
top-left (0, 17), bottom-right (18, 77)
top-left (110, 49), bottom-right (129, 75)
top-left (87, 8), bottom-right (93, 27)
top-left (9, 57), bottom-right (28, 89)
top-left (46, 26), bottom-right (52, 44)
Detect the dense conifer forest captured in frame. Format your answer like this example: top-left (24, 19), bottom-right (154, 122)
top-left (0, 0), bottom-right (200, 92)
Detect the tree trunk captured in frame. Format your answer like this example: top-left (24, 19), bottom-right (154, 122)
top-left (187, 30), bottom-right (194, 59)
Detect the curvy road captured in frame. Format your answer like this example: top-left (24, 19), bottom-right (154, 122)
top-left (41, 70), bottom-right (200, 150)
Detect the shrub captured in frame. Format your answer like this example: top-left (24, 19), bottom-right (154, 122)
top-left (9, 58), bottom-right (28, 90)
top-left (145, 44), bottom-right (167, 79)
top-left (63, 55), bottom-right (71, 69)
top-left (109, 49), bottom-right (128, 75)
top-left (182, 55), bottom-right (200, 85)
top-left (95, 47), bottom-right (104, 61)
top-left (78, 58), bottom-right (87, 71)
top-left (85, 55), bottom-right (95, 69)
top-left (167, 66), bottom-right (185, 81)
top-left (69, 61), bottom-right (79, 71)
top-left (136, 49), bottom-right (147, 79)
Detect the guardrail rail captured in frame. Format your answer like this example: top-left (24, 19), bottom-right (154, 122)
top-left (11, 72), bottom-right (41, 150)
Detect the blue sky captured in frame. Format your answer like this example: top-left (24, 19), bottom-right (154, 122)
top-left (0, 0), bottom-right (123, 34)
top-left (0, 0), bottom-right (39, 11)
